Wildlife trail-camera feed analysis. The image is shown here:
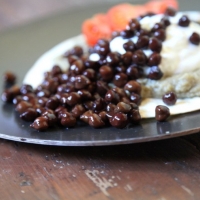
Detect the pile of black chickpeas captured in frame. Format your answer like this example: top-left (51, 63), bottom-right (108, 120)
top-left (4, 7), bottom-right (200, 131)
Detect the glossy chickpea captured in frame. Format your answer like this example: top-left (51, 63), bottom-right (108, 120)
top-left (124, 80), bottom-right (141, 95)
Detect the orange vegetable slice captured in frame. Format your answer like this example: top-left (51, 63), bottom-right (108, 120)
top-left (82, 14), bottom-right (112, 46)
top-left (107, 3), bottom-right (148, 31)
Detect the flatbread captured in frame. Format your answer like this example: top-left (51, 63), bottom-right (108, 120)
top-left (23, 35), bottom-right (200, 118)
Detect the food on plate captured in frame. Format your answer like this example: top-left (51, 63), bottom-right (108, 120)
top-left (155, 105), bottom-right (170, 122)
top-left (162, 92), bottom-right (177, 106)
top-left (2, 0), bottom-right (200, 131)
top-left (109, 10), bottom-right (200, 99)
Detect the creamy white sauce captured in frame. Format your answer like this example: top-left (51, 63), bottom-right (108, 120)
top-left (23, 12), bottom-right (200, 119)
top-left (109, 12), bottom-right (200, 76)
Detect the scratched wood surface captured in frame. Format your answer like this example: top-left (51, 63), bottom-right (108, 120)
top-left (1, 134), bottom-right (200, 200)
top-left (1, 0), bottom-right (200, 200)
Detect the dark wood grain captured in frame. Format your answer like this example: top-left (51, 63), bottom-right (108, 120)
top-left (1, 134), bottom-right (200, 200)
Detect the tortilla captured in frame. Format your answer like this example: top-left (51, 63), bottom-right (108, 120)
top-left (23, 34), bottom-right (200, 118)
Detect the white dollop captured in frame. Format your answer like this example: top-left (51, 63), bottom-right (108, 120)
top-left (89, 53), bottom-right (100, 61)
top-left (109, 12), bottom-right (200, 76)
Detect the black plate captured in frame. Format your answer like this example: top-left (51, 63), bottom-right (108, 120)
top-left (0, 0), bottom-right (200, 146)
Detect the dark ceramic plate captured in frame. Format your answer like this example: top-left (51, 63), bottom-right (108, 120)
top-left (0, 0), bottom-right (200, 146)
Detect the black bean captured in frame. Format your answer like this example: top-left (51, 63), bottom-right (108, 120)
top-left (155, 105), bottom-right (170, 122)
top-left (98, 111), bottom-right (109, 123)
top-left (84, 59), bottom-right (99, 69)
top-left (113, 73), bottom-right (128, 87)
top-left (4, 71), bottom-right (16, 85)
top-left (42, 79), bottom-right (58, 94)
top-left (92, 98), bottom-right (106, 112)
top-left (62, 92), bottom-right (80, 106)
top-left (67, 55), bottom-right (79, 65)
top-left (30, 116), bottom-right (49, 131)
top-left (189, 32), bottom-right (200, 45)
top-left (147, 66), bottom-right (163, 80)
top-left (88, 113), bottom-right (105, 128)
top-left (13, 95), bottom-right (23, 105)
top-left (115, 65), bottom-right (126, 73)
top-left (126, 65), bottom-right (139, 79)
top-left (82, 69), bottom-right (96, 81)
top-left (106, 52), bottom-right (120, 66)
top-left (165, 7), bottom-right (177, 16)
top-left (149, 37), bottom-right (162, 53)
top-left (42, 110), bottom-right (57, 126)
top-left (86, 82), bottom-right (96, 93)
top-left (124, 80), bottom-right (141, 94)
top-left (129, 109), bottom-right (141, 124)
top-left (99, 65), bottom-right (114, 82)
top-left (20, 84), bottom-right (34, 95)
top-left (64, 45), bottom-right (83, 57)
top-left (161, 17), bottom-right (171, 27)
top-left (132, 50), bottom-right (147, 65)
top-left (130, 93), bottom-right (142, 105)
top-left (94, 39), bottom-right (110, 56)
top-left (154, 29), bottom-right (166, 41)
top-left (60, 112), bottom-right (76, 127)
top-left (106, 103), bottom-right (117, 112)
top-left (34, 106), bottom-right (46, 116)
top-left (136, 36), bottom-right (149, 49)
top-left (20, 108), bottom-right (38, 122)
top-left (77, 89), bottom-right (92, 100)
top-left (70, 60), bottom-right (85, 75)
top-left (71, 104), bottom-right (86, 118)
top-left (151, 23), bottom-right (165, 32)
top-left (45, 96), bottom-right (60, 110)
top-left (120, 29), bottom-right (134, 39)
top-left (121, 51), bottom-right (133, 66)
top-left (116, 102), bottom-right (132, 113)
top-left (36, 89), bottom-right (51, 98)
top-left (15, 101), bottom-right (32, 114)
top-left (1, 89), bottom-right (14, 103)
top-left (105, 90), bottom-right (120, 103)
top-left (162, 92), bottom-right (177, 105)
top-left (51, 65), bottom-right (62, 77)
top-left (128, 18), bottom-right (141, 31)
top-left (178, 15), bottom-right (190, 27)
top-left (110, 112), bottom-right (128, 128)
top-left (121, 96), bottom-right (131, 104)
top-left (123, 41), bottom-right (135, 52)
top-left (83, 101), bottom-right (94, 110)
top-left (147, 52), bottom-right (162, 66)
top-left (22, 93), bottom-right (36, 102)
top-left (112, 87), bottom-right (126, 98)
top-left (55, 106), bottom-right (68, 117)
top-left (57, 83), bottom-right (75, 93)
top-left (136, 29), bottom-right (150, 37)
top-left (80, 110), bottom-right (93, 123)
top-left (74, 75), bottom-right (91, 89)
top-left (129, 102), bottom-right (139, 110)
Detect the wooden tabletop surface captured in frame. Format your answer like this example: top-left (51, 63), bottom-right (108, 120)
top-left (1, 1), bottom-right (200, 200)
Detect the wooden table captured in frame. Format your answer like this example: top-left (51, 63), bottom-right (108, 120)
top-left (1, 1), bottom-right (200, 200)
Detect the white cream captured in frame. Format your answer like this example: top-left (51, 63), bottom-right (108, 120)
top-left (23, 12), bottom-right (200, 119)
top-left (109, 12), bottom-right (200, 76)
